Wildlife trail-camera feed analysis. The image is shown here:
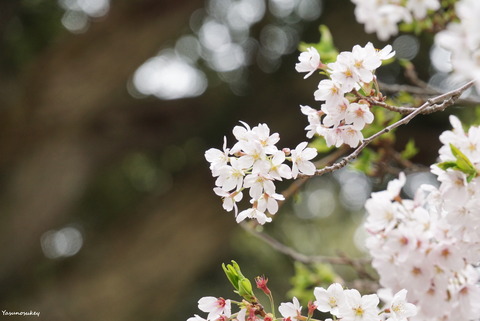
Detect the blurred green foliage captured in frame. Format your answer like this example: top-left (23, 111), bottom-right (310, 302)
top-left (1, 0), bottom-right (63, 72)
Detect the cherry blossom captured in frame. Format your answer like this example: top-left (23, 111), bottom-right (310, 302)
top-left (236, 207), bottom-right (271, 225)
top-left (299, 43), bottom-right (395, 148)
top-left (198, 296), bottom-right (231, 320)
top-left (345, 102), bottom-right (374, 130)
top-left (386, 289), bottom-right (417, 321)
top-left (365, 116), bottom-right (480, 321)
top-left (290, 142), bottom-right (317, 178)
top-left (314, 283), bottom-right (345, 316)
top-left (338, 289), bottom-right (379, 321)
top-left (295, 47), bottom-right (321, 79)
top-left (279, 297), bottom-right (302, 321)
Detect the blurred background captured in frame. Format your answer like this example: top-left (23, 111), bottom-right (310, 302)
top-left (0, 0), bottom-right (465, 320)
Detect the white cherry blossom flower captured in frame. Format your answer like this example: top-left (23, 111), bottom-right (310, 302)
top-left (345, 102), bottom-right (374, 130)
top-left (205, 136), bottom-right (230, 176)
top-left (198, 297), bottom-right (231, 320)
top-left (243, 173), bottom-right (276, 199)
top-left (364, 194), bottom-right (398, 232)
top-left (314, 79), bottom-right (345, 104)
top-left (256, 192), bottom-right (285, 214)
top-left (314, 283), bottom-right (346, 316)
top-left (231, 121), bottom-right (253, 153)
top-left (322, 98), bottom-right (350, 128)
top-left (215, 158), bottom-right (246, 192)
top-left (386, 172), bottom-right (406, 199)
top-left (301, 105), bottom-right (322, 139)
top-left (267, 151), bottom-right (292, 180)
top-left (236, 207), bottom-right (271, 225)
top-left (339, 125), bottom-right (363, 148)
top-left (321, 126), bottom-right (345, 148)
top-left (251, 123), bottom-right (280, 154)
top-left (187, 314), bottom-right (207, 321)
top-left (338, 289), bottom-right (379, 321)
top-left (290, 142), bottom-right (317, 178)
top-left (237, 141), bottom-right (267, 170)
top-left (329, 58), bottom-right (361, 93)
top-left (213, 188), bottom-right (243, 214)
top-left (295, 47), bottom-right (321, 79)
top-left (352, 43), bottom-right (382, 75)
top-left (406, 0), bottom-right (440, 20)
top-left (386, 289), bottom-right (417, 321)
top-left (279, 297), bottom-right (302, 320)
top-left (377, 44), bottom-right (395, 61)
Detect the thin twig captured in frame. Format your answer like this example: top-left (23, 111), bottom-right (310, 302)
top-left (303, 80), bottom-right (475, 177)
top-left (378, 82), bottom-right (437, 95)
top-left (403, 61), bottom-right (430, 89)
top-left (378, 81), bottom-right (480, 106)
top-left (279, 145), bottom-right (350, 204)
top-left (240, 222), bottom-right (371, 266)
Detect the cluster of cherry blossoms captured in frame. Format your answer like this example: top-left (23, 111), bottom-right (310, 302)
top-left (295, 43), bottom-right (394, 148)
top-left (365, 116), bottom-right (480, 321)
top-left (188, 281), bottom-right (417, 321)
top-left (435, 0), bottom-right (480, 93)
top-left (351, 0), bottom-right (441, 40)
top-left (205, 122), bottom-right (317, 225)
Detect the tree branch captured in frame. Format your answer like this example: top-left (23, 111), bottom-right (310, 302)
top-left (279, 145), bottom-right (350, 204)
top-left (378, 81), bottom-right (480, 108)
top-left (306, 80), bottom-right (475, 177)
top-left (239, 222), bottom-right (371, 267)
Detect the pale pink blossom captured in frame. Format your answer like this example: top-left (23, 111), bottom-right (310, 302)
top-left (279, 297), bottom-right (302, 321)
top-left (338, 289), bottom-right (379, 321)
top-left (236, 207), bottom-right (271, 225)
top-left (345, 102), bottom-right (374, 130)
top-left (386, 289), bottom-right (417, 321)
top-left (198, 297), bottom-right (231, 320)
top-left (295, 47), bottom-right (321, 79)
top-left (314, 283), bottom-right (345, 316)
top-left (290, 142), bottom-right (317, 178)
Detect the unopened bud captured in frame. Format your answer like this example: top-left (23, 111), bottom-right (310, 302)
top-left (238, 278), bottom-right (256, 302)
top-left (307, 301), bottom-right (317, 317)
top-left (358, 99), bottom-right (370, 106)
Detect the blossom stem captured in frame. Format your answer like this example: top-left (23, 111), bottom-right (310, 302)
top-left (267, 293), bottom-right (276, 319)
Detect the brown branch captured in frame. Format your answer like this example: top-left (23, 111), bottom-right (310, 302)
top-left (302, 80), bottom-right (475, 178)
top-left (378, 82), bottom-right (480, 107)
top-left (240, 222), bottom-right (371, 267)
top-left (378, 82), bottom-right (438, 96)
top-left (403, 61), bottom-right (430, 89)
top-left (279, 145), bottom-right (350, 204)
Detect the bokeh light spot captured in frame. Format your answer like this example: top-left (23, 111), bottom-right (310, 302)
top-left (41, 226), bottom-right (84, 259)
top-left (133, 52), bottom-right (208, 100)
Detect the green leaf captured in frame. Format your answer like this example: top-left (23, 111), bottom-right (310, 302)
top-left (299, 25), bottom-right (338, 64)
top-left (450, 144), bottom-right (476, 174)
top-left (288, 262), bottom-right (339, 303)
top-left (401, 139), bottom-right (418, 160)
top-left (437, 161), bottom-right (458, 171)
top-left (437, 144), bottom-right (479, 182)
top-left (353, 148), bottom-right (379, 175)
top-left (222, 261), bottom-right (240, 291)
